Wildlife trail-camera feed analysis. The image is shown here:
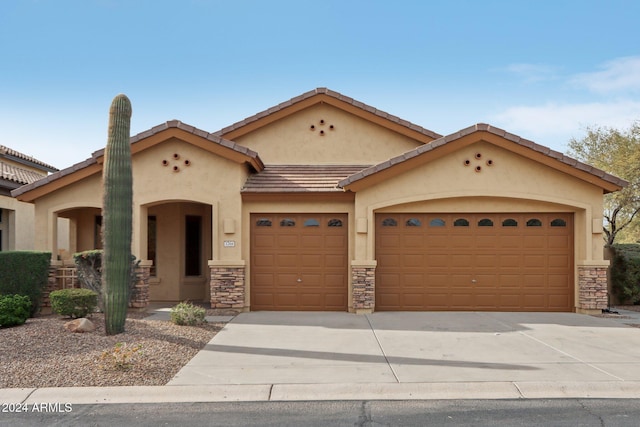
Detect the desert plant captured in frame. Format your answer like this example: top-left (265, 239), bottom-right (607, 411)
top-left (99, 342), bottom-right (143, 371)
top-left (610, 244), bottom-right (640, 304)
top-left (170, 301), bottom-right (207, 326)
top-left (0, 294), bottom-right (31, 327)
top-left (50, 288), bottom-right (98, 318)
top-left (0, 251), bottom-right (51, 316)
top-left (102, 94), bottom-right (133, 335)
top-left (73, 250), bottom-right (140, 311)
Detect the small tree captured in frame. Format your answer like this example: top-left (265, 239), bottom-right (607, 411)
top-left (568, 122), bottom-right (640, 246)
top-left (102, 94), bottom-right (133, 335)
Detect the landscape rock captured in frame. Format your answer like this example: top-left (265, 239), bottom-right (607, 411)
top-left (64, 318), bottom-right (96, 333)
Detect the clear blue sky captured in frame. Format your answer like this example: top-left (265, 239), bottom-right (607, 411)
top-left (2, 0), bottom-right (639, 170)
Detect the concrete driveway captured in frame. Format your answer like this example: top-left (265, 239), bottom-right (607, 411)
top-left (169, 311), bottom-right (640, 388)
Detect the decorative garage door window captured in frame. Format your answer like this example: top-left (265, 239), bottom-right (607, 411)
top-left (382, 218), bottom-right (398, 226)
top-left (406, 218), bottom-right (422, 227)
top-left (478, 218), bottom-right (494, 226)
top-left (429, 218), bottom-right (446, 227)
top-left (256, 218), bottom-right (272, 226)
top-left (375, 213), bottom-right (574, 312)
top-left (250, 213), bottom-right (348, 311)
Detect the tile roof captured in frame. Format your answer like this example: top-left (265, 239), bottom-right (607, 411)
top-left (242, 165), bottom-right (370, 192)
top-left (12, 120), bottom-right (263, 198)
top-left (1, 161), bottom-right (47, 186)
top-left (0, 145), bottom-right (58, 172)
top-left (215, 88), bottom-right (442, 140)
top-left (338, 123), bottom-right (628, 190)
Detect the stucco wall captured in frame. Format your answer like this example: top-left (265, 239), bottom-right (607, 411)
top-left (353, 141), bottom-right (605, 261)
top-left (30, 135), bottom-right (248, 302)
top-left (234, 103), bottom-right (423, 164)
top-left (0, 196), bottom-right (35, 250)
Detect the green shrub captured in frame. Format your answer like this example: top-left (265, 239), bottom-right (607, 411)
top-left (50, 288), bottom-right (98, 318)
top-left (610, 244), bottom-right (640, 304)
top-left (73, 250), bottom-right (140, 311)
top-left (170, 302), bottom-right (206, 326)
top-left (0, 294), bottom-right (31, 327)
top-left (0, 251), bottom-right (51, 316)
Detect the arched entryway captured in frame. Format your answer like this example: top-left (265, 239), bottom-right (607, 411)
top-left (145, 201), bottom-right (212, 302)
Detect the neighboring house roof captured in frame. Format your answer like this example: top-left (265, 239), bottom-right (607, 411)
top-left (12, 120), bottom-right (264, 201)
top-left (242, 165), bottom-right (370, 193)
top-left (0, 145), bottom-right (58, 173)
top-left (339, 123), bottom-right (628, 193)
top-left (215, 87), bottom-right (442, 144)
top-left (1, 161), bottom-right (48, 187)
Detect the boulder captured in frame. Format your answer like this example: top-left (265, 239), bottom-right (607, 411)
top-left (64, 318), bottom-right (96, 333)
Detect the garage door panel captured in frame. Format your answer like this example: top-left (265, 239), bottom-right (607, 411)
top-left (376, 212), bottom-right (573, 311)
top-left (403, 254), bottom-right (425, 267)
top-left (548, 235), bottom-right (571, 249)
top-left (277, 235), bottom-right (299, 247)
top-left (251, 214), bottom-right (348, 311)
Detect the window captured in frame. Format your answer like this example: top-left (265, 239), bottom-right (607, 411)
top-left (185, 215), bottom-right (202, 276)
top-left (328, 218), bottom-right (343, 227)
top-left (478, 218), bottom-right (494, 226)
top-left (406, 218), bottom-right (422, 227)
top-left (429, 218), bottom-right (445, 227)
top-left (304, 219), bottom-right (320, 227)
top-left (551, 218), bottom-right (567, 227)
top-left (502, 219), bottom-right (518, 227)
top-left (94, 216), bottom-right (103, 249)
top-left (382, 218), bottom-right (398, 226)
top-left (256, 218), bottom-right (272, 226)
top-left (280, 218), bottom-right (296, 227)
top-left (148, 216), bottom-right (157, 276)
top-left (454, 218), bottom-right (469, 227)
top-left (526, 218), bottom-right (542, 227)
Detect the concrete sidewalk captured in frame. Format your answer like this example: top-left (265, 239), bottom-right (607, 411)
top-left (3, 309), bottom-right (640, 404)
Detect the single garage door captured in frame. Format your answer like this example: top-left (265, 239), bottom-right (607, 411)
top-left (250, 213), bottom-right (348, 310)
top-left (375, 213), bottom-right (573, 311)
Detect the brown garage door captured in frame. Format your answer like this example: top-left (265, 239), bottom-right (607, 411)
top-left (250, 213), bottom-right (348, 311)
top-left (376, 213), bottom-right (573, 312)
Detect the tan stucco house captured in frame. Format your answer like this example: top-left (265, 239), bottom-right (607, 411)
top-left (1, 145), bottom-right (59, 252)
top-left (12, 88), bottom-right (626, 313)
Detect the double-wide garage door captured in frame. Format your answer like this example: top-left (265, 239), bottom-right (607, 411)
top-left (250, 213), bottom-right (348, 311)
top-left (376, 213), bottom-right (573, 312)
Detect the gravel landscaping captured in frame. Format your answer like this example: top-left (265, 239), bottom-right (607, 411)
top-left (0, 310), bottom-right (225, 388)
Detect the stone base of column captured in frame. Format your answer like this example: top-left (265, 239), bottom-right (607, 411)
top-left (352, 261), bottom-right (376, 313)
top-left (578, 263), bottom-right (609, 313)
top-left (130, 260), bottom-right (151, 309)
top-left (209, 260), bottom-right (246, 309)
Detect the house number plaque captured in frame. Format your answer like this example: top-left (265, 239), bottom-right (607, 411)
top-left (223, 240), bottom-right (236, 247)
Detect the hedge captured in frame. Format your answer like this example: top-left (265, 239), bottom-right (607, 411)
top-left (0, 251), bottom-right (51, 316)
top-left (610, 244), bottom-right (640, 305)
top-left (50, 288), bottom-right (98, 318)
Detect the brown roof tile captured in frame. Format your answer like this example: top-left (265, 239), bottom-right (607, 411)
top-left (0, 145), bottom-right (58, 172)
top-left (338, 123), bottom-right (628, 190)
top-left (242, 165), bottom-right (370, 193)
top-left (12, 121), bottom-right (263, 198)
top-left (214, 88), bottom-right (442, 140)
top-left (1, 161), bottom-right (47, 186)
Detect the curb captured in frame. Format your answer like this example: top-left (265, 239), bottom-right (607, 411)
top-left (3, 381), bottom-right (640, 404)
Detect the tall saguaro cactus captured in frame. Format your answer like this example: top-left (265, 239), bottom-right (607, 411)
top-left (102, 94), bottom-right (133, 335)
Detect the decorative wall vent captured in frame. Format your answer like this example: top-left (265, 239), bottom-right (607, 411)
top-left (309, 119), bottom-right (336, 135)
top-left (463, 152), bottom-right (494, 172)
top-left (161, 153), bottom-right (191, 172)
